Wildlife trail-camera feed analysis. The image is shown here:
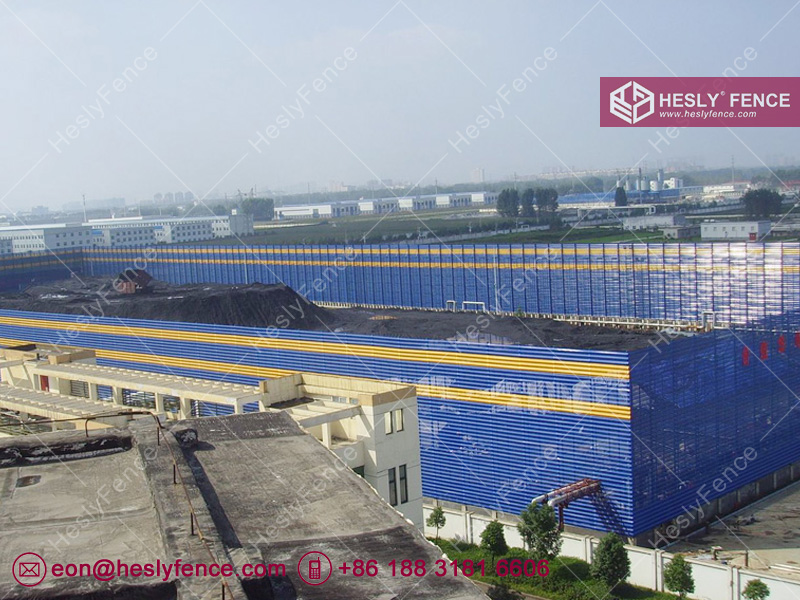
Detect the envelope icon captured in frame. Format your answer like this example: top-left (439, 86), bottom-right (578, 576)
top-left (19, 563), bottom-right (40, 577)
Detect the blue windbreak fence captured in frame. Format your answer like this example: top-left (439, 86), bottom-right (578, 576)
top-left (629, 317), bottom-right (800, 536)
top-left (0, 309), bottom-right (635, 534)
top-left (83, 243), bottom-right (800, 326)
top-left (0, 249), bottom-right (84, 292)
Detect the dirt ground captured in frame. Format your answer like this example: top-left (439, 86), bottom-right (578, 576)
top-left (670, 480), bottom-right (800, 580)
top-left (0, 276), bottom-right (662, 350)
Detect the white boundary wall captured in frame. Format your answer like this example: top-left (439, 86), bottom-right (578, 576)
top-left (424, 504), bottom-right (800, 600)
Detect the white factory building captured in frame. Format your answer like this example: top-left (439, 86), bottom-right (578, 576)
top-left (0, 214), bottom-right (256, 254)
top-left (91, 226), bottom-right (158, 248)
top-left (702, 182), bottom-right (750, 200)
top-left (701, 220), bottom-right (771, 240)
top-left (277, 191), bottom-right (499, 220)
top-left (0, 224), bottom-right (92, 254)
top-left (358, 199), bottom-right (400, 215)
top-left (88, 213), bottom-right (254, 244)
top-left (275, 202), bottom-right (359, 219)
top-left (622, 214), bottom-right (687, 231)
top-left (88, 217), bottom-right (213, 244)
top-left (398, 196), bottom-right (437, 212)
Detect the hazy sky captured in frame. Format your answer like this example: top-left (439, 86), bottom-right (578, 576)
top-left (2, 1), bottom-right (798, 210)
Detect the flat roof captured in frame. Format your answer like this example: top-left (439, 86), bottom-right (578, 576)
top-left (33, 362), bottom-right (263, 405)
top-left (0, 382), bottom-right (134, 422)
top-left (0, 431), bottom-right (171, 598)
top-left (0, 413), bottom-right (485, 599)
top-left (0, 223), bottom-right (86, 232)
top-left (174, 412), bottom-right (485, 599)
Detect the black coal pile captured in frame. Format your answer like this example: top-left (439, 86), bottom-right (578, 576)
top-left (0, 278), bottom-right (334, 330)
top-left (0, 276), bottom-right (664, 349)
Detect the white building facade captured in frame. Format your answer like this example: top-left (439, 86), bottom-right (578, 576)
top-left (91, 226), bottom-right (158, 248)
top-left (623, 214), bottom-right (686, 231)
top-left (0, 224), bottom-right (92, 254)
top-left (701, 220), bottom-right (771, 240)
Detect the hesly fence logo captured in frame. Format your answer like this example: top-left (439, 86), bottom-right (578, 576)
top-left (601, 77), bottom-right (800, 127)
top-left (609, 80), bottom-right (655, 124)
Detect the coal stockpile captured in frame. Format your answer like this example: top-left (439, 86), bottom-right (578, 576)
top-left (0, 278), bottom-right (333, 330)
top-left (0, 277), bottom-right (663, 350)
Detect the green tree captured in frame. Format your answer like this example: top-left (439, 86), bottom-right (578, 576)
top-left (239, 197), bottom-right (275, 220)
top-left (743, 188), bottom-right (782, 219)
top-left (212, 204), bottom-right (229, 216)
top-left (487, 581), bottom-right (524, 600)
top-left (664, 554), bottom-right (694, 600)
top-left (518, 502), bottom-right (562, 561)
top-left (426, 506), bottom-right (446, 542)
top-left (480, 520), bottom-right (509, 568)
top-left (520, 188), bottom-right (536, 218)
top-left (591, 532), bottom-right (630, 590)
top-left (535, 188), bottom-right (559, 215)
top-left (497, 188), bottom-right (520, 217)
top-left (743, 579), bottom-right (770, 600)
top-left (584, 176), bottom-right (605, 193)
top-left (614, 186), bottom-right (628, 207)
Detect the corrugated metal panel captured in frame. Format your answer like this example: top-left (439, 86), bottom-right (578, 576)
top-left (629, 321), bottom-right (800, 535)
top-left (0, 308), bottom-right (634, 534)
top-left (0, 248), bottom-right (84, 292)
top-left (80, 243), bottom-right (800, 326)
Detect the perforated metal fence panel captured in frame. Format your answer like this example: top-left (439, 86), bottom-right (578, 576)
top-left (84, 243), bottom-right (800, 326)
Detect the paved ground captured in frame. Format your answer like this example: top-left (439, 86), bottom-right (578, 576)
top-left (671, 479), bottom-right (800, 580)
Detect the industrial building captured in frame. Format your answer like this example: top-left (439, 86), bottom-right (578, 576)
top-left (661, 224), bottom-right (700, 239)
top-left (0, 214), bottom-right (254, 254)
top-left (275, 201), bottom-right (360, 219)
top-left (0, 412), bottom-right (480, 599)
top-left (622, 214), bottom-right (686, 231)
top-left (0, 224), bottom-right (92, 253)
top-left (0, 344), bottom-right (423, 529)
top-left (207, 213), bottom-right (254, 238)
top-left (0, 242), bottom-right (799, 547)
top-left (88, 214), bottom-right (254, 243)
top-left (701, 220), bottom-right (771, 240)
top-left (703, 181), bottom-right (751, 199)
top-left (88, 217), bottom-right (214, 244)
top-left (276, 191), bottom-right (497, 220)
top-left (358, 198), bottom-right (399, 214)
top-left (91, 225), bottom-right (158, 248)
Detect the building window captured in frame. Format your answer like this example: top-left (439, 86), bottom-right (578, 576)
top-left (394, 408), bottom-right (404, 432)
top-left (388, 467), bottom-right (398, 506)
top-left (399, 464), bottom-right (408, 504)
top-left (384, 413), bottom-right (393, 435)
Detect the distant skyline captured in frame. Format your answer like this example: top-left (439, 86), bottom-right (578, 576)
top-left (2, 1), bottom-right (799, 211)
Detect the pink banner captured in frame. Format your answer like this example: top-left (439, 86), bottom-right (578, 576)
top-left (600, 77), bottom-right (800, 127)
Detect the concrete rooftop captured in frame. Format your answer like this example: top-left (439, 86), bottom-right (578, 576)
top-left (0, 412), bottom-right (486, 600)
